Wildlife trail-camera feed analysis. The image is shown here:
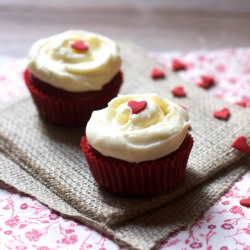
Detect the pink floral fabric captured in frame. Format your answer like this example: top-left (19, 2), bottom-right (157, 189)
top-left (161, 172), bottom-right (250, 250)
top-left (0, 189), bottom-right (119, 249)
top-left (152, 48), bottom-right (250, 107)
top-left (1, 49), bottom-right (250, 249)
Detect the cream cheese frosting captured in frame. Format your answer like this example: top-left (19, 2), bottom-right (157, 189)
top-left (27, 30), bottom-right (121, 92)
top-left (86, 94), bottom-right (190, 163)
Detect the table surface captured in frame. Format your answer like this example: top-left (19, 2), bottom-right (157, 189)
top-left (1, 0), bottom-right (250, 56)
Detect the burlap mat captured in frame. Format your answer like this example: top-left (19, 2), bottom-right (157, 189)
top-left (0, 40), bottom-right (250, 250)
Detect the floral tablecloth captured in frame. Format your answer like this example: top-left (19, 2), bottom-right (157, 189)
top-left (1, 48), bottom-right (250, 250)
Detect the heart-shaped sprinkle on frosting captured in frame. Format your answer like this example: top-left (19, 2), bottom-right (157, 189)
top-left (213, 108), bottom-right (230, 120)
top-left (71, 40), bottom-right (89, 52)
top-left (150, 67), bottom-right (165, 79)
top-left (231, 136), bottom-right (250, 153)
top-left (240, 196), bottom-right (250, 207)
top-left (171, 86), bottom-right (186, 97)
top-left (128, 100), bottom-right (147, 114)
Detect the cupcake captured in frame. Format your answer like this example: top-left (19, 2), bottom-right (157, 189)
top-left (81, 94), bottom-right (194, 197)
top-left (24, 30), bottom-right (122, 126)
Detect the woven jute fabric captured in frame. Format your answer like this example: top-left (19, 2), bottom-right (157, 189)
top-left (0, 40), bottom-right (250, 250)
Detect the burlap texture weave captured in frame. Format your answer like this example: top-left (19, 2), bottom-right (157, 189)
top-left (0, 40), bottom-right (250, 250)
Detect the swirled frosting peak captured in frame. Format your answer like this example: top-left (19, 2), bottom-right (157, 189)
top-left (86, 94), bottom-right (190, 163)
top-left (27, 30), bottom-right (121, 92)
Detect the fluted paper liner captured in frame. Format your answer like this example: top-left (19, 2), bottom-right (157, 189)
top-left (0, 40), bottom-right (250, 250)
top-left (24, 69), bottom-right (123, 126)
top-left (81, 135), bottom-right (193, 197)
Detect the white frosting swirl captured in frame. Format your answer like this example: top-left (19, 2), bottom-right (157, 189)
top-left (27, 30), bottom-right (121, 92)
top-left (86, 94), bottom-right (189, 163)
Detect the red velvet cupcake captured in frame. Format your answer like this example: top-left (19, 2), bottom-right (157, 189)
top-left (24, 30), bottom-right (122, 126)
top-left (81, 94), bottom-right (194, 197)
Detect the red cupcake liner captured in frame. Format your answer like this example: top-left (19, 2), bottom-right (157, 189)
top-left (81, 134), bottom-right (194, 197)
top-left (24, 69), bottom-right (123, 126)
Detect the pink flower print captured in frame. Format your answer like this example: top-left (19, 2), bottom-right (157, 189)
top-left (243, 246), bottom-right (250, 250)
top-left (37, 247), bottom-right (50, 250)
top-left (237, 176), bottom-right (243, 181)
top-left (15, 246), bottom-right (27, 250)
top-left (62, 235), bottom-right (78, 244)
top-left (208, 224), bottom-right (216, 229)
top-left (185, 62), bottom-right (194, 69)
top-left (49, 213), bottom-right (59, 220)
top-left (68, 235), bottom-right (78, 244)
top-left (5, 215), bottom-right (19, 228)
top-left (225, 189), bottom-right (233, 198)
top-left (228, 78), bottom-right (237, 84)
top-left (222, 201), bottom-right (230, 205)
top-left (197, 55), bottom-right (205, 61)
top-left (220, 247), bottom-right (228, 250)
top-left (4, 230), bottom-right (12, 235)
top-left (65, 229), bottom-right (75, 234)
top-left (221, 223), bottom-right (234, 230)
top-left (25, 229), bottom-right (43, 242)
top-left (190, 242), bottom-right (202, 248)
top-left (242, 228), bottom-right (250, 235)
top-left (216, 64), bottom-right (226, 73)
top-left (20, 203), bottom-right (28, 210)
top-left (62, 237), bottom-right (71, 244)
top-left (229, 205), bottom-right (242, 214)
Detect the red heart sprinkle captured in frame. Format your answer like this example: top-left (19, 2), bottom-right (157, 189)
top-left (213, 108), bottom-right (230, 120)
top-left (172, 59), bottom-right (186, 71)
top-left (150, 68), bottom-right (165, 79)
top-left (128, 100), bottom-right (147, 114)
top-left (235, 101), bottom-right (247, 108)
top-left (171, 86), bottom-right (186, 97)
top-left (197, 75), bottom-right (215, 89)
top-left (71, 40), bottom-right (89, 51)
top-left (240, 196), bottom-right (250, 207)
top-left (188, 124), bottom-right (192, 130)
top-left (231, 136), bottom-right (250, 153)
top-left (201, 76), bottom-right (214, 83)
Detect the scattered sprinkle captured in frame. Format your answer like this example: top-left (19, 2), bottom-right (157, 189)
top-left (235, 101), bottom-right (246, 108)
top-left (213, 108), bottom-right (230, 120)
top-left (172, 59), bottom-right (186, 71)
top-left (231, 136), bottom-right (250, 153)
top-left (150, 67), bottom-right (165, 79)
top-left (240, 196), bottom-right (250, 207)
top-left (197, 75), bottom-right (215, 89)
top-left (171, 86), bottom-right (186, 97)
